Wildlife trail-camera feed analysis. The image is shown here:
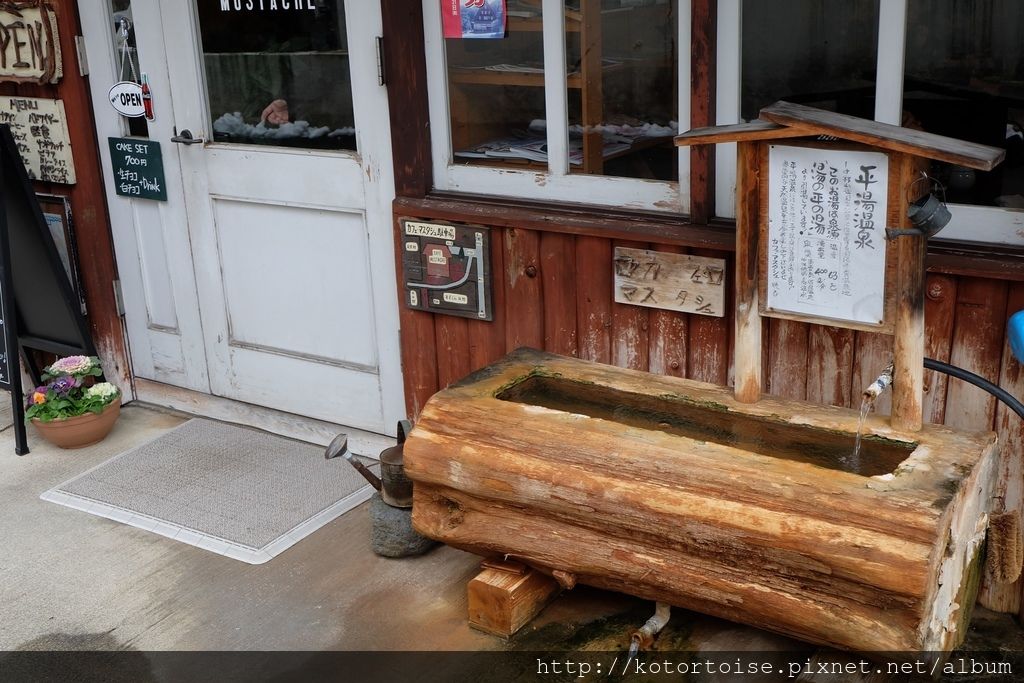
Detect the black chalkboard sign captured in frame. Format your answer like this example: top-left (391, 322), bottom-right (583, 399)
top-left (0, 124), bottom-right (98, 455)
top-left (108, 137), bottom-right (167, 201)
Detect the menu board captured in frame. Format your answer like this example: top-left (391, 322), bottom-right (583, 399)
top-left (0, 97), bottom-right (75, 183)
top-left (765, 145), bottom-right (888, 326)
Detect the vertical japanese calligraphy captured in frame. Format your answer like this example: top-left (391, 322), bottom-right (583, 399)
top-left (766, 145), bottom-right (888, 326)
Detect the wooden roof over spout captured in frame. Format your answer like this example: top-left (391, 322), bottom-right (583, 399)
top-left (674, 101), bottom-right (1006, 432)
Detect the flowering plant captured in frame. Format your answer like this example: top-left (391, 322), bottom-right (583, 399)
top-left (24, 355), bottom-right (120, 423)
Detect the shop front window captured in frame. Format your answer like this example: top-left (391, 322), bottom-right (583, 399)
top-left (741, 0), bottom-right (879, 122)
top-left (427, 0), bottom-right (686, 212)
top-left (904, 0), bottom-right (1024, 212)
top-left (196, 1), bottom-right (356, 151)
top-left (565, 0), bottom-right (678, 180)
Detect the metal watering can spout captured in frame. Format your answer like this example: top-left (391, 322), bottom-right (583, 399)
top-left (324, 433), bottom-right (382, 491)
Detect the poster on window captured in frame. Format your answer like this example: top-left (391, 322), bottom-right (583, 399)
top-left (442, 0), bottom-right (507, 39)
top-left (765, 145), bottom-right (888, 326)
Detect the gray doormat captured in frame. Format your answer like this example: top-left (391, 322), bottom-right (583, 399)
top-left (41, 419), bottom-right (375, 564)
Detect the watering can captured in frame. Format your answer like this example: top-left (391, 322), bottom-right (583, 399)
top-left (324, 419), bottom-right (413, 508)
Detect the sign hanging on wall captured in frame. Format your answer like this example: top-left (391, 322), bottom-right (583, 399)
top-left (613, 247), bottom-right (726, 317)
top-left (107, 137), bottom-right (167, 201)
top-left (0, 1), bottom-right (62, 84)
top-left (764, 144), bottom-right (889, 327)
top-left (0, 97), bottom-right (75, 183)
top-left (400, 218), bottom-right (492, 320)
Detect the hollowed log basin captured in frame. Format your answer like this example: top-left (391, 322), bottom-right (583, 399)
top-left (404, 349), bottom-right (999, 654)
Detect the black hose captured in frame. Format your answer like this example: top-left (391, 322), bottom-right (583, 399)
top-left (924, 357), bottom-right (1024, 422)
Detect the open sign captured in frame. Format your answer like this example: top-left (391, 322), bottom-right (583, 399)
top-left (108, 81), bottom-right (146, 118)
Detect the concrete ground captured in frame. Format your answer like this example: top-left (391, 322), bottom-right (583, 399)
top-left (1, 399), bottom-right (1021, 668)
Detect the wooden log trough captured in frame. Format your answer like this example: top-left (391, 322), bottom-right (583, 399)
top-left (404, 348), bottom-right (1000, 654)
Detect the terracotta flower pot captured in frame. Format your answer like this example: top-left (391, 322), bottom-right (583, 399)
top-left (30, 398), bottom-right (122, 449)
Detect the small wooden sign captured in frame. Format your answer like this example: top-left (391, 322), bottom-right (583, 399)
top-left (0, 97), bottom-right (74, 183)
top-left (108, 137), bottom-right (167, 201)
top-left (613, 247), bottom-right (726, 317)
top-left (0, 2), bottom-right (62, 84)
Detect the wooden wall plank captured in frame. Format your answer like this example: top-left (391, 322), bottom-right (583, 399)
top-left (850, 332), bottom-right (894, 416)
top-left (945, 277), bottom-right (1009, 432)
top-left (766, 319), bottom-right (809, 401)
top-left (922, 274), bottom-right (958, 424)
top-left (687, 248), bottom-right (730, 384)
top-left (979, 282), bottom-right (1024, 613)
top-left (689, 0), bottom-right (716, 223)
top-left (381, 0), bottom-right (432, 197)
top-left (611, 240), bottom-right (650, 370)
top-left (394, 219), bottom-right (439, 417)
top-left (648, 246), bottom-right (689, 377)
top-left (435, 316), bottom-right (472, 388)
top-left (503, 228), bottom-right (544, 350)
top-left (469, 230), bottom-right (507, 369)
top-left (806, 326), bottom-right (855, 409)
top-left (540, 232), bottom-right (578, 356)
top-left (575, 237), bottom-right (613, 364)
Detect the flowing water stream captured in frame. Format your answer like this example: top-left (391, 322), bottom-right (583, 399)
top-left (849, 394), bottom-right (876, 472)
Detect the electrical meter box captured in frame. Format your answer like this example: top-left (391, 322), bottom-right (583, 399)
top-left (400, 219), bottom-right (493, 321)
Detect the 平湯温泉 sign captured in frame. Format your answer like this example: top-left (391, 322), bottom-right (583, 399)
top-left (766, 145), bottom-right (888, 326)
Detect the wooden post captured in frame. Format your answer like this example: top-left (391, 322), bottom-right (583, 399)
top-left (734, 141), bottom-right (761, 403)
top-left (891, 153), bottom-right (926, 432)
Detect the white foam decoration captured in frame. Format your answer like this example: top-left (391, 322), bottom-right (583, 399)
top-left (213, 111), bottom-right (355, 140)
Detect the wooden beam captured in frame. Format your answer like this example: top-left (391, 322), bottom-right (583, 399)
top-left (689, 0), bottom-right (716, 223)
top-left (760, 101), bottom-right (1005, 171)
top-left (380, 0), bottom-right (432, 197)
top-left (891, 154), bottom-right (926, 432)
top-left (676, 120), bottom-right (814, 147)
top-left (733, 141), bottom-right (760, 402)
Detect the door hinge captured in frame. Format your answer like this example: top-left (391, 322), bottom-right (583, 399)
top-left (375, 36), bottom-right (386, 86)
top-left (113, 279), bottom-right (125, 316)
top-left (75, 35), bottom-right (89, 77)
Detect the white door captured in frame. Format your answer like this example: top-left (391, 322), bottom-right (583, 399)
top-left (80, 1), bottom-right (404, 435)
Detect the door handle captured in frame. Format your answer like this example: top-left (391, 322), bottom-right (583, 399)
top-left (170, 129), bottom-right (205, 145)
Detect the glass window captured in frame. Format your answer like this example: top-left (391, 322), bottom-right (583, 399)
top-left (111, 0), bottom-right (148, 137)
top-left (905, 0), bottom-right (1024, 209)
top-left (446, 2), bottom-right (547, 169)
top-left (742, 0), bottom-right (879, 121)
top-left (566, 0), bottom-right (678, 180)
top-left (197, 1), bottom-right (356, 151)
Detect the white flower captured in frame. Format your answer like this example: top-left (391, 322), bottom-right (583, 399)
top-left (86, 382), bottom-right (119, 400)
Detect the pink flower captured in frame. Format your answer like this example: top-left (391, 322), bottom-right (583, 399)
top-left (48, 355), bottom-right (93, 375)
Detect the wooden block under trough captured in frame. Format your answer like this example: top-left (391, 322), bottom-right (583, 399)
top-left (467, 559), bottom-right (560, 637)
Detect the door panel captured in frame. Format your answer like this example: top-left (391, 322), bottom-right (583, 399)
top-left (212, 199), bottom-right (379, 369)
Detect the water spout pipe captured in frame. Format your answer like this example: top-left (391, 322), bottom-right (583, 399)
top-left (861, 359), bottom-right (1024, 423)
top-left (624, 602), bottom-right (671, 670)
top-left (864, 362), bottom-right (895, 401)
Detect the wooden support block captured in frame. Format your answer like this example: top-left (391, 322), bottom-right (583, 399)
top-left (467, 559), bottom-right (560, 638)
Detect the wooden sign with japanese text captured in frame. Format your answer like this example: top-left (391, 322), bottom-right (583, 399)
top-left (0, 2), bottom-right (62, 84)
top-left (0, 97), bottom-right (74, 183)
top-left (107, 137), bottom-right (167, 201)
top-left (613, 248), bottom-right (725, 317)
top-left (761, 144), bottom-right (892, 330)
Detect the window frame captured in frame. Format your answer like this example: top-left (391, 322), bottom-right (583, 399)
top-left (422, 0), bottom-right (692, 214)
top-left (715, 0), bottom-right (1024, 245)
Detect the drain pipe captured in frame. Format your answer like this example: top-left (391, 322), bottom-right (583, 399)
top-left (625, 602), bottom-right (671, 670)
top-left (924, 358), bottom-right (1024, 422)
